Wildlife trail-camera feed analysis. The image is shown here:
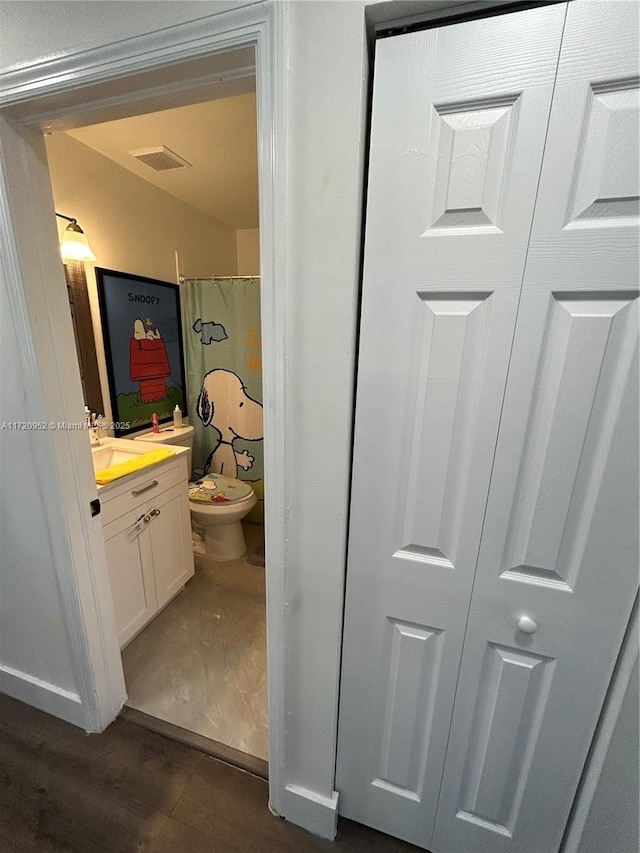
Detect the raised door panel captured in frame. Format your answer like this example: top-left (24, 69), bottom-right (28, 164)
top-left (523, 1), bottom-right (639, 289)
top-left (428, 96), bottom-right (518, 233)
top-left (491, 292), bottom-right (637, 594)
top-left (336, 5), bottom-right (567, 848)
top-left (433, 5), bottom-right (640, 851)
top-left (103, 506), bottom-right (156, 649)
top-left (433, 298), bottom-right (638, 852)
top-left (148, 482), bottom-right (194, 609)
top-left (454, 644), bottom-right (554, 838)
top-left (568, 83), bottom-right (638, 225)
top-left (373, 620), bottom-right (444, 799)
top-left (397, 291), bottom-right (492, 570)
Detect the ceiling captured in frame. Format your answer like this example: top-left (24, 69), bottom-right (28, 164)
top-left (66, 88), bottom-right (259, 231)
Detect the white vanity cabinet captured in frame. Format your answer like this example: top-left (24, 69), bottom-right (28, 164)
top-left (99, 449), bottom-right (194, 649)
top-left (103, 505), bottom-right (156, 648)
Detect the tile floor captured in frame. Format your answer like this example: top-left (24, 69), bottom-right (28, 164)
top-left (121, 523), bottom-right (268, 761)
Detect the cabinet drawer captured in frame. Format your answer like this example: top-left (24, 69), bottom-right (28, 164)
top-left (99, 458), bottom-right (186, 525)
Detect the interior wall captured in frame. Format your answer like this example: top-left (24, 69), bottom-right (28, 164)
top-left (0, 277), bottom-right (78, 698)
top-left (0, 0), bottom-right (369, 830)
top-left (565, 598), bottom-right (640, 853)
top-left (282, 0), bottom-right (368, 810)
top-left (45, 132), bottom-right (237, 423)
top-left (0, 1), bottom-right (251, 71)
top-left (46, 133), bottom-right (237, 285)
top-left (236, 228), bottom-right (260, 273)
top-left (0, 112), bottom-right (127, 731)
top-left (574, 658), bottom-right (639, 853)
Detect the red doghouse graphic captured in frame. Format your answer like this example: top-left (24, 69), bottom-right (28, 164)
top-left (129, 318), bottom-right (171, 403)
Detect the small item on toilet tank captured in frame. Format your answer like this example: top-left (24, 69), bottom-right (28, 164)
top-left (152, 412), bottom-right (160, 433)
top-left (173, 405), bottom-right (183, 429)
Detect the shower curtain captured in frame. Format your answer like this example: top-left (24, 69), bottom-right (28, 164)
top-left (183, 277), bottom-right (263, 520)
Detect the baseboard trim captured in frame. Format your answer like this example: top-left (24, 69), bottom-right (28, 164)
top-left (0, 663), bottom-right (84, 727)
top-left (283, 783), bottom-right (339, 840)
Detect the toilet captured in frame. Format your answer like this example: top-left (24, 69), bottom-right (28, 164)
top-left (132, 424), bottom-right (256, 561)
top-left (189, 473), bottom-right (257, 561)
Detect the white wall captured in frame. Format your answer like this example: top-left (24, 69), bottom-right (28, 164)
top-left (0, 1), bottom-right (250, 71)
top-left (236, 228), bottom-right (260, 273)
top-left (46, 133), bottom-right (237, 284)
top-left (45, 132), bottom-right (237, 423)
top-left (564, 599), bottom-right (640, 853)
top-left (575, 659), bottom-right (639, 853)
top-left (0, 110), bottom-right (127, 730)
top-left (282, 0), bottom-right (368, 807)
top-left (0, 0), bottom-right (369, 832)
top-left (0, 0), bottom-right (368, 821)
top-left (0, 278), bottom-right (78, 698)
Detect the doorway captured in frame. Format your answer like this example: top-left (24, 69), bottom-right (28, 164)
top-left (45, 81), bottom-right (268, 765)
top-left (0, 8), bottom-right (287, 813)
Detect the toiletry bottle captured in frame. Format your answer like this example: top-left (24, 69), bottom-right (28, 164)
top-left (152, 412), bottom-right (160, 433)
top-left (90, 412), bottom-right (100, 446)
top-left (173, 404), bottom-right (183, 429)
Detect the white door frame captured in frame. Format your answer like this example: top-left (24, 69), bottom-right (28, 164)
top-left (0, 1), bottom-right (288, 814)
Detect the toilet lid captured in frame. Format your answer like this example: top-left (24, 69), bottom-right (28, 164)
top-left (189, 473), bottom-right (253, 504)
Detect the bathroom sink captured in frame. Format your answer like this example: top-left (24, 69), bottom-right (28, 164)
top-left (91, 445), bottom-right (147, 473)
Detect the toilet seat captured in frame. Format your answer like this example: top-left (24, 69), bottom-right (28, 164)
top-left (189, 491), bottom-right (256, 514)
top-left (189, 472), bottom-right (253, 505)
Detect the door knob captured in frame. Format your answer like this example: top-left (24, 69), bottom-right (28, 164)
top-left (517, 615), bottom-right (538, 634)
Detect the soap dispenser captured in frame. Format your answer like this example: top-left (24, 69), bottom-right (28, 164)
top-left (85, 406), bottom-right (94, 441)
top-left (89, 412), bottom-right (101, 446)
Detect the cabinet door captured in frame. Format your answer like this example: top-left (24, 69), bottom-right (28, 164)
top-left (103, 507), bottom-right (156, 648)
top-left (432, 4), bottom-right (639, 852)
top-left (335, 4), bottom-right (567, 848)
top-left (147, 482), bottom-right (194, 610)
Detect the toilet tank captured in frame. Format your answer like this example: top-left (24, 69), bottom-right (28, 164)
top-left (132, 424), bottom-right (195, 476)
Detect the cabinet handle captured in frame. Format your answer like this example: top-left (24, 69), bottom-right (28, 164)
top-left (131, 480), bottom-right (159, 497)
top-left (128, 512), bottom-right (149, 538)
top-left (149, 508), bottom-right (161, 518)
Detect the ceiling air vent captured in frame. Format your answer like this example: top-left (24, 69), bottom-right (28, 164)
top-left (129, 146), bottom-right (192, 171)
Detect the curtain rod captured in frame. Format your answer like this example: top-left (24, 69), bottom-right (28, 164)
top-left (178, 274), bottom-right (260, 282)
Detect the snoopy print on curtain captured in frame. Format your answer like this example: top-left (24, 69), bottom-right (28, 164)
top-left (197, 369), bottom-right (263, 479)
top-left (184, 277), bottom-right (264, 521)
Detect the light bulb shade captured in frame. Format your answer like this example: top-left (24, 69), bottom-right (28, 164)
top-left (60, 223), bottom-right (96, 262)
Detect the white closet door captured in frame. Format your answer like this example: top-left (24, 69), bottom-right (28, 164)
top-left (432, 4), bottom-right (640, 852)
top-left (335, 5), bottom-right (567, 848)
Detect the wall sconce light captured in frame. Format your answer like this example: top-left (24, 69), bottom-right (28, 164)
top-left (56, 212), bottom-right (97, 262)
